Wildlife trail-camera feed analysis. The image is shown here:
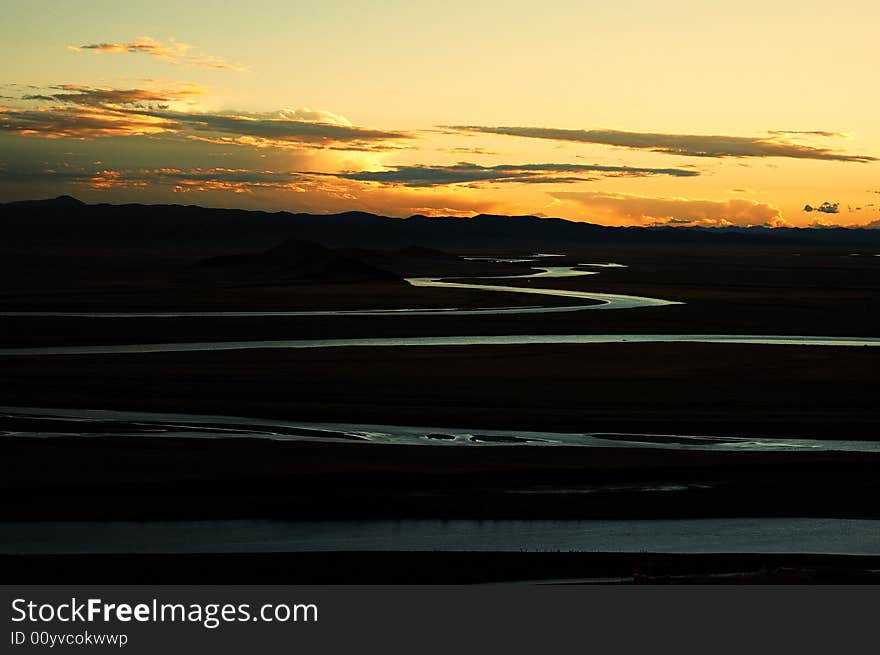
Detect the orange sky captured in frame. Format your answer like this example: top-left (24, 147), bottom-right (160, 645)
top-left (2, 1), bottom-right (878, 227)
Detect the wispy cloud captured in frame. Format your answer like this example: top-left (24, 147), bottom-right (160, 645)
top-left (0, 162), bottom-right (307, 192)
top-left (143, 108), bottom-right (412, 148)
top-left (441, 147), bottom-right (498, 156)
top-left (550, 190), bottom-right (788, 227)
top-left (67, 36), bottom-right (249, 72)
top-left (2, 84), bottom-right (412, 149)
top-left (444, 126), bottom-right (876, 163)
top-left (767, 130), bottom-right (849, 138)
top-left (0, 105), bottom-right (178, 138)
top-left (85, 167), bottom-right (307, 193)
top-left (22, 83), bottom-right (206, 106)
top-left (315, 162), bottom-right (700, 187)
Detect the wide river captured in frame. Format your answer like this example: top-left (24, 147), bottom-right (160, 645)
top-left (1, 518), bottom-right (879, 555)
top-left (5, 258), bottom-right (877, 563)
top-left (4, 406), bottom-right (879, 452)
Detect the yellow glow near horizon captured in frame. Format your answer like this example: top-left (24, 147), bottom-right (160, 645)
top-left (1, 0), bottom-right (878, 227)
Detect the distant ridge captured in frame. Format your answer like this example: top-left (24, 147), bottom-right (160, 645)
top-left (3, 195), bottom-right (86, 209)
top-left (2, 196), bottom-right (879, 252)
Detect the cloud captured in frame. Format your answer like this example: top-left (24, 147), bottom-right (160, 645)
top-left (3, 82), bottom-right (203, 138)
top-left (767, 130), bottom-right (848, 138)
top-left (550, 190), bottom-right (788, 227)
top-left (142, 108), bottom-right (411, 147)
top-left (0, 105), bottom-right (179, 138)
top-left (806, 216), bottom-right (880, 228)
top-left (315, 162), bottom-right (700, 187)
top-left (22, 83), bottom-right (206, 106)
top-left (803, 201), bottom-right (839, 214)
top-left (0, 161), bottom-right (502, 217)
top-left (0, 161), bottom-right (309, 192)
top-left (806, 217), bottom-right (845, 228)
top-left (441, 147), bottom-right (498, 155)
top-left (444, 126), bottom-right (876, 163)
top-left (85, 167), bottom-right (308, 193)
top-left (67, 36), bottom-right (248, 72)
top-left (275, 108), bottom-right (352, 127)
top-left (2, 85), bottom-right (412, 149)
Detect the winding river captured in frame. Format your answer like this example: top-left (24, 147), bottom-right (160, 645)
top-left (1, 258), bottom-right (877, 355)
top-left (0, 262), bottom-right (676, 318)
top-left (3, 406), bottom-right (879, 452)
top-left (1, 333), bottom-right (878, 356)
top-left (5, 256), bottom-right (878, 562)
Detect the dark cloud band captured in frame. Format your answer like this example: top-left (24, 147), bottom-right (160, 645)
top-left (443, 126), bottom-right (875, 163)
top-left (315, 162), bottom-right (699, 187)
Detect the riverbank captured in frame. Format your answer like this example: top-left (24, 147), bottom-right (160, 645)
top-left (2, 343), bottom-right (877, 438)
top-left (3, 433), bottom-right (880, 521)
top-left (2, 246), bottom-right (879, 349)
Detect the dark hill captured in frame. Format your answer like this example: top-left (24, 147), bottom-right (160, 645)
top-left (396, 245), bottom-right (460, 260)
top-left (199, 239), bottom-right (401, 284)
top-left (3, 195), bottom-right (85, 210)
top-left (336, 244), bottom-right (467, 277)
top-left (3, 196), bottom-right (880, 253)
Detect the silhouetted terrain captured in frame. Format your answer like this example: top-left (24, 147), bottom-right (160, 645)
top-left (338, 245), bottom-right (479, 277)
top-left (4, 196), bottom-right (880, 584)
top-left (5, 343), bottom-right (877, 439)
top-left (199, 238), bottom-right (402, 284)
top-left (4, 196), bottom-right (880, 251)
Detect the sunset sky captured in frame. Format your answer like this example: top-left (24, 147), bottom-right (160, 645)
top-left (2, 0), bottom-right (878, 227)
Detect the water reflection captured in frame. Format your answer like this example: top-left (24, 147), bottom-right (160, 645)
top-left (1, 333), bottom-right (878, 357)
top-left (4, 406), bottom-right (880, 452)
top-left (2, 517), bottom-right (879, 554)
top-left (0, 263), bottom-right (676, 318)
